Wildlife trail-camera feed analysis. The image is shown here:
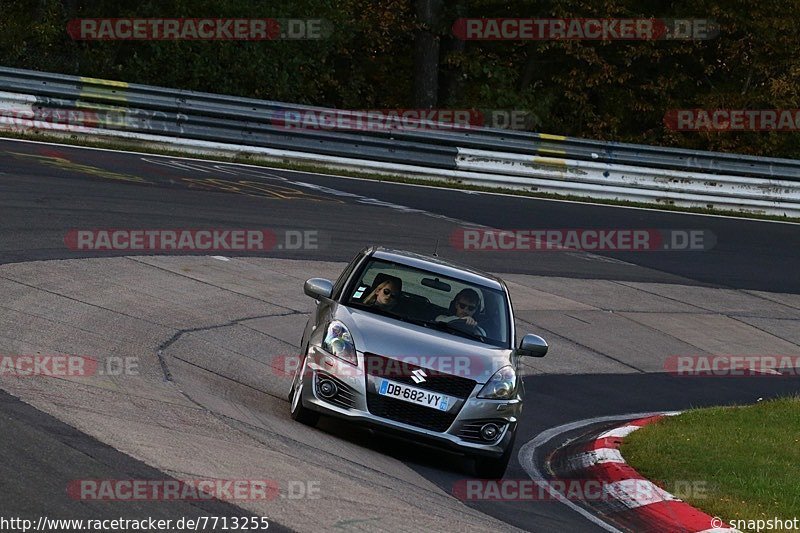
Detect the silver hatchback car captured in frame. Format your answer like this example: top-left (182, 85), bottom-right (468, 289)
top-left (290, 247), bottom-right (548, 478)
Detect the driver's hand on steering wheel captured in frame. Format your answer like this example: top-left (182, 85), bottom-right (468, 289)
top-left (461, 316), bottom-right (478, 326)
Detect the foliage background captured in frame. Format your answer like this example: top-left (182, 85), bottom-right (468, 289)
top-left (1, 0), bottom-right (799, 157)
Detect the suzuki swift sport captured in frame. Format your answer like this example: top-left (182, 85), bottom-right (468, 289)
top-left (290, 247), bottom-right (548, 478)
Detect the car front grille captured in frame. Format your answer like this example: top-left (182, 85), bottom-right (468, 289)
top-left (365, 392), bottom-right (457, 432)
top-left (364, 353), bottom-right (478, 432)
top-left (364, 353), bottom-right (477, 398)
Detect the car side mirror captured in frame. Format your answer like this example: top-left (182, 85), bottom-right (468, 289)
top-left (517, 334), bottom-right (548, 358)
top-left (304, 278), bottom-right (333, 299)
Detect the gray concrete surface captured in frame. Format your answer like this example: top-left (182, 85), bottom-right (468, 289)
top-left (1, 256), bottom-right (799, 532)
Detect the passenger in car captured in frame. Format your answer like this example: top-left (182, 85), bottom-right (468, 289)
top-left (436, 288), bottom-right (487, 336)
top-left (363, 274), bottom-right (402, 310)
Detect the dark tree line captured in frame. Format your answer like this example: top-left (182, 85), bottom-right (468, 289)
top-left (1, 0), bottom-right (799, 157)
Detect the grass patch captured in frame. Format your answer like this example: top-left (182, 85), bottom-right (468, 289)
top-left (2, 129), bottom-right (799, 224)
top-left (621, 397), bottom-right (800, 527)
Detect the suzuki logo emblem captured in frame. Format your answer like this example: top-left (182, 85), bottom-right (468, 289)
top-left (411, 369), bottom-right (427, 384)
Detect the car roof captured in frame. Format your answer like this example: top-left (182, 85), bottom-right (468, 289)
top-left (367, 247), bottom-right (505, 291)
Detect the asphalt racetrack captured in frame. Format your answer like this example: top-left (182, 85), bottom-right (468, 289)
top-left (1, 137), bottom-right (799, 532)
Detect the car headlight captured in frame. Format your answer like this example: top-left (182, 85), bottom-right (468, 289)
top-left (322, 321), bottom-right (357, 366)
top-left (477, 365), bottom-right (517, 399)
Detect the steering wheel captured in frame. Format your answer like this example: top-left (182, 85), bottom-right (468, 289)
top-left (451, 316), bottom-right (487, 337)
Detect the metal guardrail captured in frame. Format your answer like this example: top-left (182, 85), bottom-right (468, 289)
top-left (1, 66), bottom-right (799, 217)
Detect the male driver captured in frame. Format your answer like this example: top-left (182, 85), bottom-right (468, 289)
top-left (436, 288), bottom-right (487, 337)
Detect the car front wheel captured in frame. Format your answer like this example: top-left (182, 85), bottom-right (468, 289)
top-left (290, 360), bottom-right (320, 426)
top-left (473, 433), bottom-right (515, 479)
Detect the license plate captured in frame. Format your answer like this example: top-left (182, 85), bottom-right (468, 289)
top-left (378, 379), bottom-right (452, 411)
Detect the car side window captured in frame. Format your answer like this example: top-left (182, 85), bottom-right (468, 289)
top-left (332, 252), bottom-right (365, 300)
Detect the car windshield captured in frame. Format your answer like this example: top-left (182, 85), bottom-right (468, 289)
top-left (344, 258), bottom-right (510, 347)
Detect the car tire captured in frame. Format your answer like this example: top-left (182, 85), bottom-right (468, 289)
top-left (473, 433), bottom-right (515, 479)
top-left (290, 377), bottom-right (320, 426)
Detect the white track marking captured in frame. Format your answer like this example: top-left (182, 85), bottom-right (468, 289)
top-left (598, 425), bottom-right (642, 439)
top-left (2, 137), bottom-right (798, 226)
top-left (518, 411), bottom-right (681, 533)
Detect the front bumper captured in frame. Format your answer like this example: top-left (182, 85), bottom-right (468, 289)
top-left (297, 346), bottom-right (520, 458)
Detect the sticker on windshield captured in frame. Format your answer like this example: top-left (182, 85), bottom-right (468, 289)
top-left (353, 285), bottom-right (367, 299)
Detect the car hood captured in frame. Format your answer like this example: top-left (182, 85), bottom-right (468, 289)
top-left (337, 307), bottom-right (513, 383)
